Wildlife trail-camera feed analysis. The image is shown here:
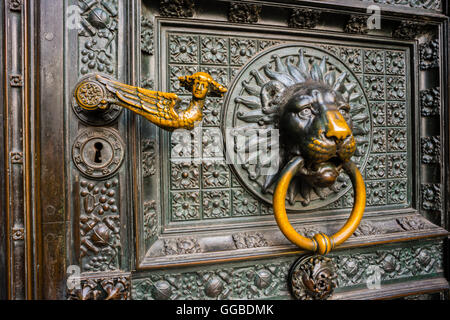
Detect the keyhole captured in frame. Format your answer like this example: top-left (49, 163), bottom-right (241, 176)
top-left (94, 142), bottom-right (103, 163)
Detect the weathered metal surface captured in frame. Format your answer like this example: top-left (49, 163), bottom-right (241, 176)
top-left (1, 0), bottom-right (448, 300)
top-left (132, 240), bottom-right (447, 300)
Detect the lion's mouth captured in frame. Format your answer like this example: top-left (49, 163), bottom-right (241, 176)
top-left (300, 156), bottom-right (344, 188)
top-left (328, 156), bottom-right (344, 171)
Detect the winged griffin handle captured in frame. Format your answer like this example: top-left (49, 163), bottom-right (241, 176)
top-left (73, 72), bottom-right (227, 130)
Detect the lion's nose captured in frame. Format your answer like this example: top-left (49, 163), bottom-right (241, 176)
top-left (325, 111), bottom-right (351, 141)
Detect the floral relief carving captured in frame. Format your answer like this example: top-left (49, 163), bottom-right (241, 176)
top-left (132, 243), bottom-right (442, 300)
top-left (319, 45), bottom-right (340, 57)
top-left (421, 184), bottom-right (442, 211)
top-left (288, 8), bottom-right (321, 29)
top-left (133, 262), bottom-right (290, 300)
top-left (345, 15), bottom-right (369, 34)
top-left (364, 50), bottom-right (384, 74)
top-left (366, 181), bottom-right (387, 206)
top-left (419, 38), bottom-right (439, 70)
top-left (233, 232), bottom-right (268, 249)
top-left (260, 204), bottom-right (273, 216)
top-left (141, 16), bottom-right (154, 55)
top-left (202, 128), bottom-right (224, 159)
top-left (162, 33), bottom-right (412, 219)
top-left (163, 237), bottom-right (201, 255)
top-left (366, 155), bottom-right (386, 180)
top-left (386, 76), bottom-right (406, 100)
top-left (370, 102), bottom-right (386, 127)
top-left (387, 180), bottom-right (407, 204)
top-left (340, 48), bottom-right (363, 73)
top-left (343, 189), bottom-right (355, 208)
top-left (170, 161), bottom-right (200, 189)
top-left (68, 275), bottom-right (130, 300)
top-left (296, 227), bottom-right (322, 238)
top-left (387, 154), bottom-right (407, 178)
top-left (387, 128), bottom-right (407, 151)
top-left (202, 161), bottom-right (230, 188)
top-left (228, 3), bottom-right (262, 24)
top-left (203, 190), bottom-right (231, 219)
top-left (420, 87), bottom-right (440, 117)
top-left (396, 216), bottom-right (426, 231)
top-left (79, 179), bottom-right (121, 272)
top-left (9, 0), bottom-right (22, 11)
top-left (353, 221), bottom-right (380, 237)
top-left (142, 139), bottom-right (157, 178)
top-left (230, 67), bottom-right (241, 82)
top-left (386, 51), bottom-right (405, 75)
top-left (232, 188), bottom-right (259, 216)
top-left (386, 102), bottom-right (406, 126)
top-left (200, 66), bottom-right (229, 88)
top-left (201, 36), bottom-right (228, 65)
top-left (141, 77), bottom-right (154, 89)
top-left (159, 0), bottom-right (195, 18)
top-left (203, 98), bottom-right (222, 126)
top-left (169, 35), bottom-right (198, 64)
top-left (372, 128), bottom-right (387, 153)
top-left (392, 21), bottom-right (425, 40)
top-left (230, 38), bottom-right (257, 66)
top-left (78, 0), bottom-right (118, 75)
top-left (364, 76), bottom-right (385, 100)
top-left (334, 243), bottom-right (442, 288)
top-left (291, 256), bottom-right (337, 300)
top-left (258, 40), bottom-right (282, 51)
top-left (421, 136), bottom-right (440, 164)
top-left (143, 200), bottom-right (157, 240)
top-left (171, 191), bottom-right (200, 221)
top-left (361, 0), bottom-right (441, 11)
top-left (171, 126), bottom-right (201, 159)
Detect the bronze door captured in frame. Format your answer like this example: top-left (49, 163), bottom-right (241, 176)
top-left (1, 0), bottom-right (449, 300)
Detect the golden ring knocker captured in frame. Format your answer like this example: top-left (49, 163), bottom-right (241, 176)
top-left (273, 157), bottom-right (366, 255)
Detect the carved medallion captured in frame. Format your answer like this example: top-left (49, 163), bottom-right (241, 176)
top-left (72, 75), bottom-right (123, 126)
top-left (289, 255), bottom-right (337, 300)
top-left (223, 44), bottom-right (371, 211)
top-left (72, 127), bottom-right (125, 179)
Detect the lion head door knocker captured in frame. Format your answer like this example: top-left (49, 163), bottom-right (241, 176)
top-left (72, 72), bottom-right (227, 130)
top-left (224, 44), bottom-right (368, 256)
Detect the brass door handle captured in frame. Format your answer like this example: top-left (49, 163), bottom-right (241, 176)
top-left (73, 72), bottom-right (227, 130)
top-left (273, 157), bottom-right (366, 255)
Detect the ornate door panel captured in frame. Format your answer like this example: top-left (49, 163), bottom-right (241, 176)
top-left (1, 0), bottom-right (449, 300)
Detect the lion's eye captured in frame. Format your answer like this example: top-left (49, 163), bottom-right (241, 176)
top-left (298, 107), bottom-right (313, 118)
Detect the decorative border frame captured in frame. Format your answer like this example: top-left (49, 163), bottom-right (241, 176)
top-left (132, 1), bottom-right (449, 273)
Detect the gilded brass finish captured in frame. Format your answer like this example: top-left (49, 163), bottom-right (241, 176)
top-left (273, 158), bottom-right (366, 254)
top-left (268, 54), bottom-right (367, 254)
top-left (73, 72), bottom-right (227, 130)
